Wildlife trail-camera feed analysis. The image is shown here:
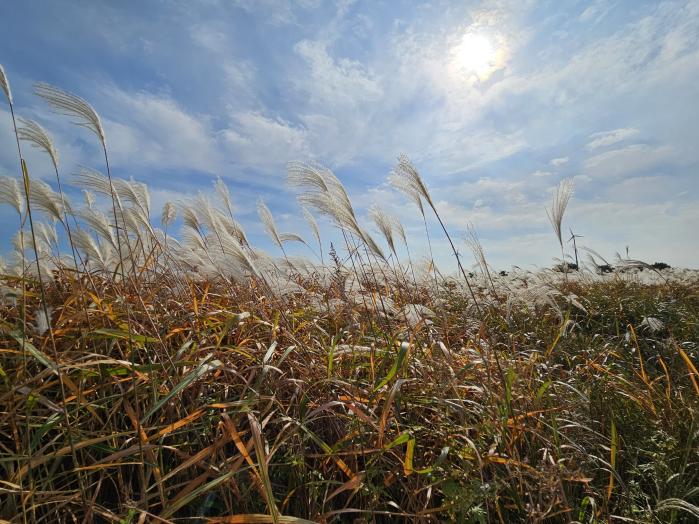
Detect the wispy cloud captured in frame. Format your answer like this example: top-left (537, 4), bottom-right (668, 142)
top-left (584, 144), bottom-right (673, 178)
top-left (586, 128), bottom-right (639, 150)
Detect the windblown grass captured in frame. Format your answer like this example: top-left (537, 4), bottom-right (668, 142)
top-left (0, 66), bottom-right (698, 523)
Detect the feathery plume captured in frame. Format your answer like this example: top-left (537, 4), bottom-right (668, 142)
top-left (17, 118), bottom-right (59, 170)
top-left (35, 82), bottom-right (105, 147)
top-left (218, 211), bottom-right (249, 246)
top-left (82, 189), bottom-right (95, 209)
top-left (279, 232), bottom-right (305, 244)
top-left (302, 207), bottom-right (321, 249)
top-left (289, 161), bottom-right (386, 260)
top-left (0, 175), bottom-right (24, 214)
top-left (73, 167), bottom-right (113, 196)
top-left (161, 201), bottom-right (177, 228)
top-left (0, 64), bottom-right (11, 104)
top-left (358, 226), bottom-right (385, 260)
top-left (546, 178), bottom-right (574, 249)
top-left (393, 217), bottom-right (408, 247)
top-left (389, 154), bottom-right (433, 214)
top-left (78, 208), bottom-right (116, 247)
top-left (29, 179), bottom-right (71, 222)
top-left (214, 177), bottom-right (235, 215)
top-left (217, 229), bottom-right (261, 280)
top-left (115, 177), bottom-right (150, 218)
top-left (35, 221), bottom-right (58, 249)
top-left (257, 199), bottom-right (282, 248)
top-left (465, 223), bottom-right (495, 292)
top-left (180, 205), bottom-right (203, 235)
top-left (289, 163), bottom-right (355, 230)
top-left (72, 228), bottom-right (111, 269)
top-left (369, 205), bottom-right (397, 257)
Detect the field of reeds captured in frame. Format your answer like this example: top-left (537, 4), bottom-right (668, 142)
top-left (1, 65), bottom-right (698, 523)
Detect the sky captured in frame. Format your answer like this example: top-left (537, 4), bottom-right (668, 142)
top-left (0, 0), bottom-right (698, 270)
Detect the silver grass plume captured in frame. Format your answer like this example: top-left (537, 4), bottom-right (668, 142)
top-left (217, 229), bottom-right (262, 280)
top-left (369, 205), bottom-right (397, 257)
top-left (0, 175), bottom-right (24, 214)
top-left (17, 118), bottom-right (59, 170)
top-left (194, 193), bottom-right (224, 236)
top-left (29, 180), bottom-right (71, 222)
top-left (390, 154), bottom-right (482, 313)
top-left (288, 161), bottom-right (384, 259)
top-left (78, 208), bottom-right (116, 247)
top-left (0, 64), bottom-right (12, 104)
top-left (279, 232), bottom-right (305, 244)
top-left (120, 206), bottom-right (146, 238)
top-left (12, 231), bottom-right (26, 254)
top-left (74, 167), bottom-right (115, 197)
top-left (35, 83), bottom-right (105, 147)
top-left (213, 177), bottom-right (251, 245)
top-left (393, 217), bottom-right (408, 248)
top-left (288, 161), bottom-right (357, 229)
top-left (358, 226), bottom-right (385, 259)
top-left (302, 207), bottom-right (321, 250)
top-left (216, 210), bottom-right (249, 246)
top-left (182, 227), bottom-right (208, 252)
top-left (214, 176), bottom-right (235, 216)
top-left (161, 201), bottom-right (177, 228)
top-left (82, 189), bottom-right (95, 209)
top-left (180, 205), bottom-right (203, 235)
top-left (35, 221), bottom-right (58, 250)
top-left (580, 246), bottom-right (610, 267)
top-left (546, 178), bottom-right (574, 249)
top-left (115, 177), bottom-right (150, 219)
top-left (465, 223), bottom-right (495, 292)
top-left (72, 228), bottom-right (111, 269)
top-left (389, 154), bottom-right (433, 215)
top-left (257, 198), bottom-right (283, 248)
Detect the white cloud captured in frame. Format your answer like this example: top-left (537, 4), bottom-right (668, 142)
top-left (586, 128), bottom-right (639, 150)
top-left (101, 88), bottom-right (220, 173)
top-left (531, 170), bottom-right (553, 177)
top-left (221, 111), bottom-right (310, 172)
top-left (550, 157), bottom-right (569, 166)
top-left (294, 39), bottom-right (383, 108)
top-left (583, 144), bottom-right (673, 178)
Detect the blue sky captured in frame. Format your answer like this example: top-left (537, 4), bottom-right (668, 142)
top-left (1, 0), bottom-right (698, 269)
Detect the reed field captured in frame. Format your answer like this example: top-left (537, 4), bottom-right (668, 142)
top-left (0, 65), bottom-right (698, 523)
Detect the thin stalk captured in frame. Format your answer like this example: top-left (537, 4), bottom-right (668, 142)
top-left (7, 99), bottom-right (88, 511)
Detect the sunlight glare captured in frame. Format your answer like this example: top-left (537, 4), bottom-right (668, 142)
top-left (452, 32), bottom-right (503, 82)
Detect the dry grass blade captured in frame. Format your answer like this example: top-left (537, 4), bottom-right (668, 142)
top-left (143, 357), bottom-right (223, 421)
top-left (247, 413), bottom-right (280, 523)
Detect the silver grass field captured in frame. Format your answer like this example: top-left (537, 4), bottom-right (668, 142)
top-left (0, 65), bottom-right (698, 523)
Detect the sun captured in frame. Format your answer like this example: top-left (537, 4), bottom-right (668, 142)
top-left (451, 32), bottom-right (503, 82)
